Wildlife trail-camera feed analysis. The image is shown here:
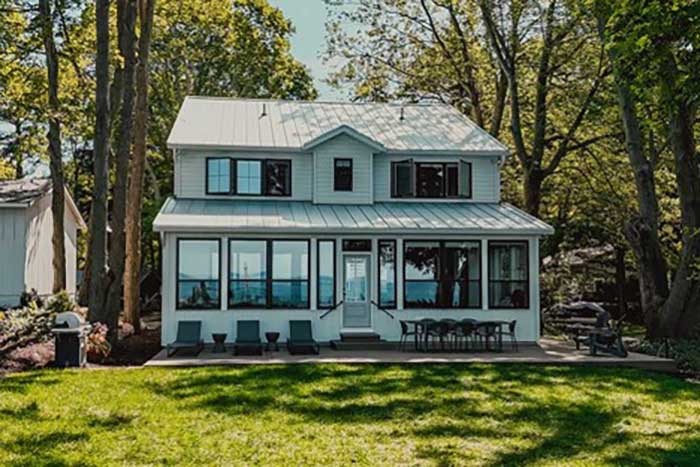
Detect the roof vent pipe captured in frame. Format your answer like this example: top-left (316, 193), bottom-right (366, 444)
top-left (261, 103), bottom-right (267, 118)
top-left (399, 106), bottom-right (405, 121)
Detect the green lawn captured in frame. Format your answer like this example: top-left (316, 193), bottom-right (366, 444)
top-left (1, 365), bottom-right (699, 466)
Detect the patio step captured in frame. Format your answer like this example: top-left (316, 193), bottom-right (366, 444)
top-left (340, 332), bottom-right (382, 342)
top-left (330, 339), bottom-right (398, 351)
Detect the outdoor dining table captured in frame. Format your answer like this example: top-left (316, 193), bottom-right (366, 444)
top-left (402, 319), bottom-right (511, 352)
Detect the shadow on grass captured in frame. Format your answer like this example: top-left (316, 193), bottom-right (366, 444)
top-left (142, 364), bottom-right (700, 465)
top-left (0, 371), bottom-right (60, 394)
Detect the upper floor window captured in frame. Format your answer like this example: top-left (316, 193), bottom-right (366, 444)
top-left (205, 158), bottom-right (291, 196)
top-left (236, 160), bottom-right (262, 195)
top-left (206, 158), bottom-right (231, 194)
top-left (392, 159), bottom-right (471, 199)
top-left (334, 158), bottom-right (353, 191)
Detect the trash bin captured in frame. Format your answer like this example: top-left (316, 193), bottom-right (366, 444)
top-left (52, 312), bottom-right (91, 368)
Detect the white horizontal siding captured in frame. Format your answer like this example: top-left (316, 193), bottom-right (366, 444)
top-left (313, 134), bottom-right (373, 204)
top-left (175, 149), bottom-right (313, 200)
top-left (0, 208), bottom-right (26, 307)
top-left (373, 154), bottom-right (500, 203)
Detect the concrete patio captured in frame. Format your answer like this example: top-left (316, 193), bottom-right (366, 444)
top-left (144, 338), bottom-right (677, 373)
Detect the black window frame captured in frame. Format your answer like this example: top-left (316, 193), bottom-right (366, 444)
top-left (204, 158), bottom-right (292, 197)
top-left (176, 238), bottom-right (222, 311)
top-left (227, 238), bottom-right (310, 310)
top-left (205, 158), bottom-right (233, 195)
top-left (334, 158), bottom-right (353, 191)
top-left (316, 239), bottom-right (336, 309)
top-left (391, 160), bottom-right (472, 199)
top-left (403, 240), bottom-right (481, 309)
top-left (487, 240), bottom-right (530, 309)
top-left (342, 239), bottom-right (372, 252)
top-left (265, 159), bottom-right (292, 197)
top-left (378, 239), bottom-right (397, 309)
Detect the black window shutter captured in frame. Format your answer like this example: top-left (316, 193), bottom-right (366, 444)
top-left (458, 160), bottom-right (472, 198)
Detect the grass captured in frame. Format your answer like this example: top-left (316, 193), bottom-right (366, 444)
top-left (1, 365), bottom-right (699, 466)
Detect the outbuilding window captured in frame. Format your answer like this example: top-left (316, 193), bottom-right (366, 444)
top-left (378, 240), bottom-right (397, 309)
top-left (206, 158), bottom-right (231, 194)
top-left (334, 158), bottom-right (353, 191)
top-left (317, 240), bottom-right (336, 309)
top-left (177, 239), bottom-right (220, 310)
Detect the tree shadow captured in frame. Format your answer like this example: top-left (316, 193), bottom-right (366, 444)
top-left (0, 371), bottom-right (60, 394)
top-left (0, 431), bottom-right (93, 467)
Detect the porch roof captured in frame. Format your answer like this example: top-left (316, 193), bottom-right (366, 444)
top-left (153, 198), bottom-right (554, 236)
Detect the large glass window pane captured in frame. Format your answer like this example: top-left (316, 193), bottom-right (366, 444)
top-left (405, 241), bottom-right (439, 279)
top-left (265, 160), bottom-right (291, 196)
top-left (272, 240), bottom-right (309, 308)
top-left (379, 240), bottom-right (396, 308)
top-left (229, 240), bottom-right (267, 308)
top-left (236, 160), bottom-right (262, 195)
top-left (489, 242), bottom-right (529, 308)
top-left (317, 240), bottom-right (335, 308)
top-left (334, 159), bottom-right (353, 191)
top-left (405, 282), bottom-right (439, 308)
top-left (177, 239), bottom-right (220, 309)
top-left (207, 159), bottom-right (230, 194)
top-left (446, 164), bottom-right (459, 197)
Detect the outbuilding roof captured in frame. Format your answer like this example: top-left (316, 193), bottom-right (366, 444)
top-left (167, 97), bottom-right (509, 155)
top-left (0, 178), bottom-right (51, 204)
top-left (153, 198), bottom-right (553, 236)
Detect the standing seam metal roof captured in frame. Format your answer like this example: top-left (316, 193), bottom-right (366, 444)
top-left (167, 97), bottom-right (509, 154)
top-left (153, 198), bottom-right (554, 235)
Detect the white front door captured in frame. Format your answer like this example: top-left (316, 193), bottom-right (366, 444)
top-left (343, 255), bottom-right (371, 328)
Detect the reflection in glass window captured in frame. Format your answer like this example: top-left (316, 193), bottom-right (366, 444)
top-left (272, 241), bottom-right (309, 308)
top-left (489, 242), bottom-right (529, 308)
top-left (265, 160), bottom-right (291, 196)
top-left (207, 159), bottom-right (230, 194)
top-left (379, 240), bottom-right (396, 308)
top-left (237, 160), bottom-right (262, 194)
top-left (404, 241), bottom-right (480, 309)
top-left (317, 240), bottom-right (335, 308)
top-left (177, 240), bottom-right (220, 309)
top-left (229, 240), bottom-right (267, 308)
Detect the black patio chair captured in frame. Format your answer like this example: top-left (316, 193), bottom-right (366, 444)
top-left (498, 320), bottom-right (519, 352)
top-left (233, 320), bottom-right (263, 356)
top-left (399, 320), bottom-right (419, 351)
top-left (417, 318), bottom-right (436, 351)
top-left (456, 319), bottom-right (478, 351)
top-left (435, 320), bottom-right (454, 351)
top-left (287, 320), bottom-right (320, 355)
top-left (166, 321), bottom-right (204, 357)
top-left (475, 322), bottom-right (499, 351)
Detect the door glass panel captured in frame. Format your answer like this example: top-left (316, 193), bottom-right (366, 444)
top-left (345, 257), bottom-right (367, 303)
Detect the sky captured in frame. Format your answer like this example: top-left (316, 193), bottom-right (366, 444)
top-left (268, 0), bottom-right (345, 101)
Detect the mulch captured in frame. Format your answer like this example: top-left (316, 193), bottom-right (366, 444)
top-left (1, 312), bottom-right (163, 374)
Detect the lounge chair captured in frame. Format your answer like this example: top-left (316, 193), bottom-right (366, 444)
top-left (166, 321), bottom-right (204, 357)
top-left (233, 320), bottom-right (263, 355)
top-left (287, 320), bottom-right (320, 355)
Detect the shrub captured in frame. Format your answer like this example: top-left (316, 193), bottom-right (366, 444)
top-left (19, 289), bottom-right (44, 309)
top-left (47, 291), bottom-right (76, 315)
top-left (86, 323), bottom-right (112, 362)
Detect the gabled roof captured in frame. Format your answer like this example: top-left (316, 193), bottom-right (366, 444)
top-left (154, 198), bottom-right (554, 236)
top-left (167, 97), bottom-right (509, 155)
top-left (0, 178), bottom-right (87, 229)
top-left (301, 124), bottom-right (386, 152)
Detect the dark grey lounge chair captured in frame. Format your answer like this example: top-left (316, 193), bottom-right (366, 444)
top-left (233, 320), bottom-right (263, 355)
top-left (166, 321), bottom-right (204, 357)
top-left (287, 320), bottom-right (320, 355)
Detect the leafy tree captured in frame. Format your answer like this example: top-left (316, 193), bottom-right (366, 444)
top-left (595, 0), bottom-right (700, 337)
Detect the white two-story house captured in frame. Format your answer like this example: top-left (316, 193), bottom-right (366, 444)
top-left (154, 97), bottom-right (553, 346)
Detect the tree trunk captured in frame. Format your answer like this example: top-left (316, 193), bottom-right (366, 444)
top-left (614, 246), bottom-right (627, 318)
top-left (658, 96), bottom-right (700, 337)
top-left (596, 13), bottom-right (669, 336)
top-left (101, 0), bottom-right (138, 340)
top-left (523, 167), bottom-right (544, 217)
top-left (39, 0), bottom-right (66, 293)
top-left (88, 0), bottom-right (112, 325)
top-left (124, 0), bottom-right (156, 334)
